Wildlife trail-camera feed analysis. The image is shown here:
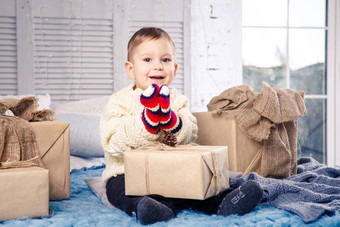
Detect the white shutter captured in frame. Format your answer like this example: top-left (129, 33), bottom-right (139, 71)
top-left (0, 1), bottom-right (17, 95)
top-left (113, 0), bottom-right (191, 97)
top-left (32, 0), bottom-right (114, 104)
top-left (0, 0), bottom-right (190, 100)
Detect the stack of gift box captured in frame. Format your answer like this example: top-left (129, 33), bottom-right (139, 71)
top-left (125, 112), bottom-right (278, 199)
top-left (1, 110), bottom-right (297, 220)
top-left (125, 111), bottom-right (298, 199)
top-left (0, 121), bottom-right (70, 221)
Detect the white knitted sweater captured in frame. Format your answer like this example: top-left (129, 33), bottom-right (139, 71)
top-left (100, 84), bottom-right (198, 184)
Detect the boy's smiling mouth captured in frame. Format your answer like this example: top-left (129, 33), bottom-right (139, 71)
top-left (149, 76), bottom-right (165, 80)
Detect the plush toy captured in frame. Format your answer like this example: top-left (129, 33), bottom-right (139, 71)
top-left (0, 96), bottom-right (55, 121)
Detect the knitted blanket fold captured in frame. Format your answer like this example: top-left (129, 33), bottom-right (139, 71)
top-left (229, 157), bottom-right (340, 223)
top-left (0, 96), bottom-right (55, 169)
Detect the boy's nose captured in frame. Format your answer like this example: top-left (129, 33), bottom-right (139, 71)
top-left (153, 61), bottom-right (164, 70)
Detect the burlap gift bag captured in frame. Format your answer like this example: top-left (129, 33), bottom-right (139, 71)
top-left (0, 96), bottom-right (55, 169)
top-left (207, 82), bottom-right (306, 179)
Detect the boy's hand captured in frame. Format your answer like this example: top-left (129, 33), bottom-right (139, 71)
top-left (159, 85), bottom-right (182, 134)
top-left (140, 84), bottom-right (161, 134)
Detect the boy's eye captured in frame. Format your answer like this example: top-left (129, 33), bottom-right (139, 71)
top-left (143, 58), bottom-right (151, 62)
top-left (162, 58), bottom-right (171, 62)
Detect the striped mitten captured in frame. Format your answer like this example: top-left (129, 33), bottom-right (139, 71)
top-left (159, 85), bottom-right (182, 133)
top-left (140, 84), bottom-right (161, 134)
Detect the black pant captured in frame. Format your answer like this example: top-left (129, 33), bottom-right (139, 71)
top-left (106, 174), bottom-right (234, 216)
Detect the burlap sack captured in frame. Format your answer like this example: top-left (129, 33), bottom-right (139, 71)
top-left (0, 96), bottom-right (55, 169)
top-left (0, 115), bottom-right (43, 168)
top-left (207, 82), bottom-right (306, 178)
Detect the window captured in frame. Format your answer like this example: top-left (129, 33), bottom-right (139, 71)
top-left (242, 0), bottom-right (331, 164)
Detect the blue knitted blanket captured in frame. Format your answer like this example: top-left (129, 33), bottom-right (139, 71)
top-left (1, 160), bottom-right (340, 226)
top-left (230, 157), bottom-right (340, 223)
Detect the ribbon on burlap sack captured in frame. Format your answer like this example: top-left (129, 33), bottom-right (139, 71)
top-left (207, 82), bottom-right (306, 179)
top-left (134, 142), bottom-right (226, 197)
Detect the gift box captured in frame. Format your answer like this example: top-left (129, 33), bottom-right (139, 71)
top-left (30, 121), bottom-right (70, 200)
top-left (193, 112), bottom-right (262, 175)
top-left (0, 167), bottom-right (50, 221)
top-left (125, 145), bottom-right (229, 200)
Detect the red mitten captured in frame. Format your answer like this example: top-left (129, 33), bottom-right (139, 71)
top-left (159, 85), bottom-right (182, 133)
top-left (140, 84), bottom-right (161, 134)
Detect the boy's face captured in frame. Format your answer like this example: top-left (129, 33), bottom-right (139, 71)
top-left (125, 37), bottom-right (178, 91)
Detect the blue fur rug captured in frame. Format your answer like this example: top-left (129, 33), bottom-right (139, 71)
top-left (2, 165), bottom-right (340, 227)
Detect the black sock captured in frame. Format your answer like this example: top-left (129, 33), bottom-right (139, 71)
top-left (136, 196), bottom-right (174, 225)
top-left (217, 180), bottom-right (263, 216)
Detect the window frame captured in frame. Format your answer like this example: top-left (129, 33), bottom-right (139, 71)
top-left (327, 0), bottom-right (340, 167)
top-left (242, 0), bottom-right (340, 166)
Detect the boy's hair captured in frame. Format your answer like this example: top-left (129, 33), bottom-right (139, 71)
top-left (127, 27), bottom-right (176, 62)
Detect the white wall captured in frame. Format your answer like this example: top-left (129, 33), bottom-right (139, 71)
top-left (190, 0), bottom-right (242, 112)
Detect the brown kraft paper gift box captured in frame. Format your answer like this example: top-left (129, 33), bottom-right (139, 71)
top-left (193, 112), bottom-right (262, 175)
top-left (30, 121), bottom-right (70, 201)
top-left (0, 167), bottom-right (50, 221)
top-left (125, 145), bottom-right (229, 200)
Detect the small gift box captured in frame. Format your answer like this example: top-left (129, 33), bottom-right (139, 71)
top-left (0, 167), bottom-right (50, 221)
top-left (30, 121), bottom-right (70, 200)
top-left (193, 112), bottom-right (263, 175)
top-left (124, 144), bottom-right (229, 200)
